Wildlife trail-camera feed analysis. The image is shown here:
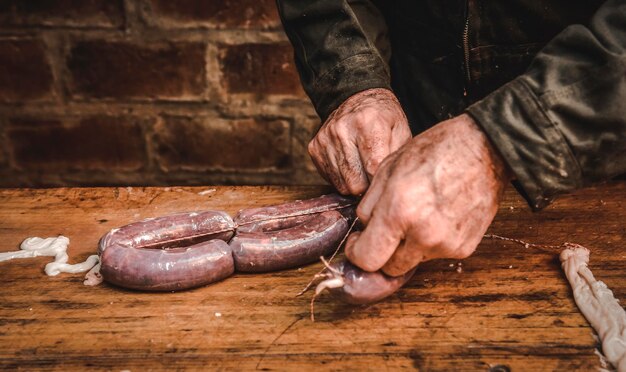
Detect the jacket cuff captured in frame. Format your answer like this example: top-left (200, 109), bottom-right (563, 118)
top-left (310, 53), bottom-right (391, 122)
top-left (466, 78), bottom-right (582, 210)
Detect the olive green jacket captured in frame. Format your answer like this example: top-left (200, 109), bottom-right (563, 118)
top-left (277, 0), bottom-right (626, 209)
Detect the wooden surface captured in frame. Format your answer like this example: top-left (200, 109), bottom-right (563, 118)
top-left (0, 183), bottom-right (624, 371)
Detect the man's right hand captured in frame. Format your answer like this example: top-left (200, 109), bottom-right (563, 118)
top-left (308, 88), bottom-right (412, 195)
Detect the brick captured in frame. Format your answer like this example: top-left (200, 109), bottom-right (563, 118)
top-left (0, 39), bottom-right (53, 102)
top-left (147, 0), bottom-right (280, 29)
top-left (7, 116), bottom-right (147, 171)
top-left (67, 41), bottom-right (205, 100)
top-left (219, 43), bottom-right (304, 96)
top-left (0, 0), bottom-right (124, 28)
top-left (154, 116), bottom-right (291, 171)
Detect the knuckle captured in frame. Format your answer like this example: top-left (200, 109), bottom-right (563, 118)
top-left (381, 264), bottom-right (404, 277)
top-left (327, 126), bottom-right (340, 141)
top-left (329, 121), bottom-right (349, 139)
top-left (393, 207), bottom-right (411, 224)
top-left (430, 230), bottom-right (448, 248)
top-left (318, 131), bottom-right (331, 144)
top-left (346, 179), bottom-right (367, 196)
top-left (434, 239), bottom-right (463, 259)
top-left (389, 193), bottom-right (415, 221)
top-left (336, 185), bottom-right (350, 195)
top-left (308, 139), bottom-right (325, 160)
top-left (307, 139), bottom-right (317, 155)
top-left (329, 175), bottom-right (348, 195)
top-left (364, 157), bottom-right (382, 177)
top-left (346, 249), bottom-right (380, 272)
top-left (358, 258), bottom-right (382, 273)
top-left (400, 124), bottom-right (412, 138)
top-left (415, 227), bottom-right (446, 252)
top-left (450, 246), bottom-right (473, 259)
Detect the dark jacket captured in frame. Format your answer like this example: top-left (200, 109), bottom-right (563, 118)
top-left (276, 0), bottom-right (626, 210)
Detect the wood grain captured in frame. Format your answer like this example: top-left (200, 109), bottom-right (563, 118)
top-left (0, 183), bottom-right (624, 371)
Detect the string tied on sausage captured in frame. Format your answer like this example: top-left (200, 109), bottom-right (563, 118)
top-left (234, 201), bottom-right (357, 229)
top-left (296, 217), bottom-right (359, 297)
top-left (307, 257), bottom-right (348, 322)
top-left (293, 217), bottom-right (358, 322)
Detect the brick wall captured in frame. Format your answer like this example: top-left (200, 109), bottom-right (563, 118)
top-left (0, 0), bottom-right (324, 187)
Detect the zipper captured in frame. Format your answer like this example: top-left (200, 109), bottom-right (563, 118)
top-left (462, 1), bottom-right (471, 85)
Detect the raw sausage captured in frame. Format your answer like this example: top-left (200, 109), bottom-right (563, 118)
top-left (100, 239), bottom-right (234, 291)
top-left (231, 210), bottom-right (349, 272)
top-left (99, 211), bottom-right (235, 291)
top-left (98, 210), bottom-right (235, 253)
top-left (315, 259), bottom-right (416, 305)
top-left (98, 194), bottom-right (357, 292)
top-left (231, 193), bottom-right (355, 272)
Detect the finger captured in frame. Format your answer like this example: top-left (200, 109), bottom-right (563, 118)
top-left (324, 121), bottom-right (357, 195)
top-left (309, 137), bottom-right (349, 194)
top-left (381, 235), bottom-right (424, 276)
top-left (381, 214), bottom-right (447, 273)
top-left (356, 155), bottom-right (394, 224)
top-left (337, 139), bottom-right (369, 195)
top-left (356, 127), bottom-right (392, 180)
top-left (390, 121), bottom-right (413, 152)
top-left (324, 146), bottom-right (351, 195)
top-left (345, 205), bottom-right (404, 272)
top-left (308, 139), bottom-right (331, 184)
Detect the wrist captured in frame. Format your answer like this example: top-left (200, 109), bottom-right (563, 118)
top-left (329, 88), bottom-right (401, 121)
top-left (347, 88), bottom-right (397, 102)
top-left (459, 113), bottom-right (514, 184)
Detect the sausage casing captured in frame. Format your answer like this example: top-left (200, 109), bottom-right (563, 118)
top-left (99, 210), bottom-right (235, 291)
top-left (327, 260), bottom-right (416, 304)
top-left (230, 210), bottom-right (349, 272)
top-left (100, 239), bottom-right (234, 291)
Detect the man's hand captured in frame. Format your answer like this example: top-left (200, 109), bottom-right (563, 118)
top-left (345, 114), bottom-right (512, 275)
top-left (308, 88), bottom-right (412, 195)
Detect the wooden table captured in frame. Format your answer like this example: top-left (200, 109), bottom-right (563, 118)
top-left (0, 184), bottom-right (624, 371)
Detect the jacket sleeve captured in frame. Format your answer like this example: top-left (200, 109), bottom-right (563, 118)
top-left (276, 0), bottom-right (392, 121)
top-left (466, 0), bottom-right (626, 210)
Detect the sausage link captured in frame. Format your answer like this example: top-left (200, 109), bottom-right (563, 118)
top-left (231, 210), bottom-right (349, 272)
top-left (99, 211), bottom-right (235, 291)
top-left (323, 259), bottom-right (415, 304)
top-left (98, 195), bottom-right (357, 291)
top-left (100, 239), bottom-right (234, 291)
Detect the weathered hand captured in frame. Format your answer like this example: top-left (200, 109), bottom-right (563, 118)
top-left (308, 88), bottom-right (412, 195)
top-left (345, 114), bottom-right (512, 276)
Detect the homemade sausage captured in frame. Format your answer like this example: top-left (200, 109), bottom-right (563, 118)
top-left (316, 259), bottom-right (416, 305)
top-left (99, 210), bottom-right (235, 253)
top-left (99, 210), bottom-right (235, 291)
top-left (98, 194), bottom-right (357, 292)
top-left (100, 239), bottom-right (234, 291)
top-left (230, 210), bottom-right (349, 272)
